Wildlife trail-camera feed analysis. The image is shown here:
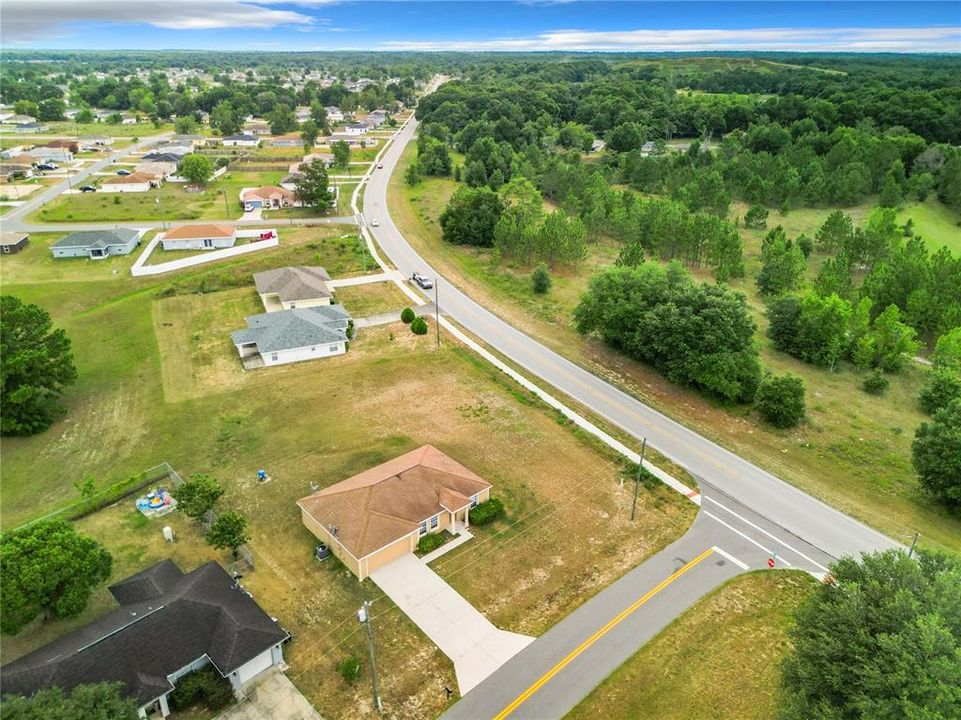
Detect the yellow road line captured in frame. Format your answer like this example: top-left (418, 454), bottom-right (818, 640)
top-left (492, 547), bottom-right (716, 720)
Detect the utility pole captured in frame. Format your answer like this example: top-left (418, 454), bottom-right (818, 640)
top-left (434, 280), bottom-right (440, 348)
top-left (908, 532), bottom-right (919, 559)
top-left (358, 601), bottom-right (382, 713)
top-left (221, 190), bottom-right (231, 220)
top-left (630, 438), bottom-right (647, 522)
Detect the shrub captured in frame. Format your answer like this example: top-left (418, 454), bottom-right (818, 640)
top-left (470, 498), bottom-right (504, 526)
top-left (862, 371), bottom-right (889, 396)
top-left (113, 196), bottom-right (120, 205)
top-left (170, 666), bottom-right (233, 711)
top-left (410, 317), bottom-right (428, 335)
top-left (531, 264), bottom-right (552, 294)
top-left (400, 307), bottom-right (415, 324)
top-left (756, 372), bottom-right (806, 428)
top-left (417, 532), bottom-right (445, 554)
top-left (919, 369), bottom-right (961, 415)
top-left (337, 656), bottom-right (362, 684)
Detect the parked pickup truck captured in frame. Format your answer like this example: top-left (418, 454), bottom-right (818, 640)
top-left (411, 272), bottom-right (433, 290)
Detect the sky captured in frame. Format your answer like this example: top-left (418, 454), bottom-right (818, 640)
top-left (2, 1), bottom-right (959, 53)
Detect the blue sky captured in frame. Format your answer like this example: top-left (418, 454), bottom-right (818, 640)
top-left (3, 1), bottom-right (960, 52)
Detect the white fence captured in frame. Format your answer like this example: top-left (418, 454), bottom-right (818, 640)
top-left (130, 230), bottom-right (279, 277)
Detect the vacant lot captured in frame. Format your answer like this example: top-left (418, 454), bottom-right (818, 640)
top-left (567, 571), bottom-right (817, 720)
top-left (389, 143), bottom-right (961, 552)
top-left (1, 225), bottom-right (693, 719)
top-left (335, 281), bottom-right (410, 317)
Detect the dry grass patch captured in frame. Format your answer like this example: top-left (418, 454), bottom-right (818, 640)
top-left (336, 281), bottom-right (410, 317)
top-left (567, 570), bottom-right (817, 720)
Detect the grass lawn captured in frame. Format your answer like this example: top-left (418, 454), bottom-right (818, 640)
top-left (389, 142), bottom-right (961, 553)
top-left (566, 571), bottom-right (817, 720)
top-left (335, 281), bottom-right (410, 317)
top-left (34, 170), bottom-right (287, 223)
top-left (897, 196), bottom-right (961, 255)
top-left (37, 121), bottom-right (175, 137)
top-left (1, 230), bottom-right (693, 718)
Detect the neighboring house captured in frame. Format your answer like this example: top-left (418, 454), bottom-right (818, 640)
top-left (1, 146), bottom-right (25, 159)
top-left (344, 123), bottom-right (367, 136)
top-left (222, 134), bottom-right (259, 148)
top-left (0, 232), bottom-right (29, 254)
top-left (79, 134), bottom-right (114, 146)
top-left (289, 153), bottom-right (334, 174)
top-left (240, 186), bottom-right (298, 211)
top-left (280, 173), bottom-right (302, 192)
top-left (120, 114), bottom-right (138, 125)
top-left (170, 134), bottom-right (205, 148)
top-left (271, 133), bottom-right (302, 148)
top-left (231, 304), bottom-right (351, 369)
top-left (3, 153), bottom-right (38, 169)
top-left (0, 164), bottom-right (34, 182)
top-left (2, 114), bottom-right (35, 125)
top-left (366, 110), bottom-right (388, 128)
top-left (295, 106), bottom-right (312, 123)
top-left (253, 266), bottom-right (333, 311)
top-left (591, 139), bottom-right (606, 152)
top-left (154, 143), bottom-right (194, 157)
top-left (15, 122), bottom-right (48, 134)
top-left (0, 560), bottom-right (288, 719)
top-left (30, 146), bottom-right (73, 163)
top-left (325, 106), bottom-right (344, 122)
top-left (141, 152), bottom-right (183, 164)
top-left (161, 223), bottom-right (236, 251)
top-left (136, 160), bottom-right (178, 178)
top-left (244, 120), bottom-right (271, 135)
top-left (94, 109), bottom-right (114, 122)
top-left (298, 445), bottom-right (493, 580)
top-left (100, 172), bottom-right (161, 193)
top-left (51, 228), bottom-right (143, 259)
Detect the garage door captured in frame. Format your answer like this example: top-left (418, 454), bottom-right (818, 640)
top-left (235, 649), bottom-right (274, 684)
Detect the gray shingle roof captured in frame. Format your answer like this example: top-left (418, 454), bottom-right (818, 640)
top-left (0, 561), bottom-right (287, 707)
top-left (254, 266), bottom-right (332, 303)
top-left (52, 228), bottom-right (139, 250)
top-left (232, 305), bottom-right (350, 353)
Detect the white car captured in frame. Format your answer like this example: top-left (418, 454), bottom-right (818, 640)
top-left (370, 218), bottom-right (380, 227)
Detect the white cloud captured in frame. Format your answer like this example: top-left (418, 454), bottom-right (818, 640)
top-left (377, 26), bottom-right (961, 53)
top-left (0, 0), bottom-right (330, 42)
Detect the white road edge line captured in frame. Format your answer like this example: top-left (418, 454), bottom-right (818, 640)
top-left (703, 496), bottom-right (831, 573)
top-left (703, 510), bottom-right (792, 566)
top-left (711, 546), bottom-right (750, 571)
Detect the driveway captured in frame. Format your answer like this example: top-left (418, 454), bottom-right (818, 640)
top-left (370, 554), bottom-right (534, 695)
top-left (217, 668), bottom-right (322, 720)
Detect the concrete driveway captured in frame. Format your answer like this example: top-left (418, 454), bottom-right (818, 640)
top-left (217, 668), bottom-right (322, 720)
top-left (370, 554), bottom-right (534, 695)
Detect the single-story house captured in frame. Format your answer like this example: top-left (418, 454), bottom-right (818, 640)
top-left (289, 153), bottom-right (334, 174)
top-left (15, 122), bottom-right (48, 134)
top-left (170, 134), bottom-right (205, 148)
top-left (295, 106), bottom-right (312, 123)
top-left (0, 560), bottom-right (288, 719)
top-left (141, 151), bottom-right (183, 164)
top-left (100, 171), bottom-right (161, 193)
top-left (79, 134), bottom-right (114, 146)
top-left (120, 114), bottom-right (138, 125)
top-left (1, 146), bottom-right (25, 159)
top-left (51, 228), bottom-right (143, 259)
top-left (231, 304), bottom-right (351, 368)
top-left (325, 106), bottom-right (344, 122)
top-left (136, 160), bottom-right (178, 178)
top-left (2, 114), bottom-right (35, 125)
top-left (298, 445), bottom-right (493, 580)
top-left (3, 153), bottom-right (38, 169)
top-left (280, 173), bottom-right (302, 191)
top-left (161, 223), bottom-right (236, 251)
top-left (366, 110), bottom-right (388, 128)
top-left (240, 186), bottom-right (298, 211)
top-left (30, 146), bottom-right (73, 163)
top-left (223, 134), bottom-right (260, 148)
top-left (153, 143), bottom-right (194, 157)
top-left (0, 164), bottom-right (34, 182)
top-left (344, 123), bottom-right (367, 136)
top-left (0, 232), bottom-right (29, 254)
top-left (271, 133), bottom-right (302, 148)
top-left (244, 121), bottom-right (271, 136)
top-left (253, 266), bottom-right (333, 311)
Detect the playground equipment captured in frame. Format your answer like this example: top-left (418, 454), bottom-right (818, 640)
top-left (135, 487), bottom-right (177, 517)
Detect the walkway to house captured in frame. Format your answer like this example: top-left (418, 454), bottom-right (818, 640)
top-left (328, 270), bottom-right (403, 288)
top-left (370, 554), bottom-right (534, 695)
top-left (353, 303), bottom-right (436, 329)
top-left (217, 668), bottom-right (323, 720)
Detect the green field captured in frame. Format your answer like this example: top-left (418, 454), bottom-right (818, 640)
top-left (897, 197), bottom-right (961, 255)
top-left (390, 142), bottom-right (961, 553)
top-left (567, 571), bottom-right (817, 720)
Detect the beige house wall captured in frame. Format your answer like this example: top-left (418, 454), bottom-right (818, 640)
top-left (361, 533), bottom-right (416, 579)
top-left (300, 507), bottom-right (361, 577)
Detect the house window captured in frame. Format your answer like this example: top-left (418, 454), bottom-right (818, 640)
top-left (290, 303), bottom-right (296, 308)
top-left (329, 344), bottom-right (339, 352)
top-left (430, 515), bottom-right (438, 530)
top-left (271, 353), bottom-right (278, 362)
top-left (470, 495), bottom-right (478, 508)
top-left (419, 521), bottom-right (427, 536)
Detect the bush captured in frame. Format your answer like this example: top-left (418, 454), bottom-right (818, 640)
top-left (417, 532), bottom-right (445, 554)
top-left (531, 264), bottom-right (552, 294)
top-left (410, 317), bottom-right (428, 335)
top-left (113, 196), bottom-right (120, 205)
top-left (862, 371), bottom-right (889, 396)
top-left (918, 369), bottom-right (961, 415)
top-left (170, 666), bottom-right (233, 711)
top-left (337, 656), bottom-right (362, 684)
top-left (400, 307), bottom-right (415, 324)
top-left (756, 373), bottom-right (806, 428)
top-left (470, 498), bottom-right (504, 526)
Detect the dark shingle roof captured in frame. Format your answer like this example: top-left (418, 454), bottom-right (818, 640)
top-left (0, 561), bottom-right (287, 707)
top-left (52, 229), bottom-right (139, 250)
top-left (232, 305), bottom-right (349, 353)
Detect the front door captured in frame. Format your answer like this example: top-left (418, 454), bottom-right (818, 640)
top-left (203, 238), bottom-right (213, 248)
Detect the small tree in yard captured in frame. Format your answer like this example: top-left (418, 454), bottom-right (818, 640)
top-left (293, 159), bottom-right (333, 213)
top-left (400, 307), bottom-right (415, 324)
top-left (919, 369), bottom-right (961, 415)
top-left (174, 473), bottom-right (224, 519)
top-left (912, 399), bottom-right (961, 508)
top-left (744, 204), bottom-right (769, 229)
top-left (206, 511), bottom-right (249, 556)
top-left (410, 317), bottom-right (428, 335)
top-left (332, 140), bottom-right (351, 171)
top-left (1, 520), bottom-right (112, 634)
top-left (300, 119), bottom-right (319, 152)
top-left (531, 264), bottom-right (552, 294)
top-left (756, 373), bottom-right (806, 428)
top-left (1, 295), bottom-right (78, 436)
top-left (178, 153), bottom-right (213, 187)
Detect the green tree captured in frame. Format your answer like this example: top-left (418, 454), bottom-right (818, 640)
top-left (868, 304), bottom-right (921, 372)
top-left (404, 160), bottom-right (422, 186)
top-left (13, 99), bottom-right (38, 117)
top-left (400, 307), bottom-right (415, 324)
top-left (178, 153), bottom-right (213, 187)
top-left (440, 186), bottom-right (504, 247)
top-left (37, 98), bottom-right (66, 121)
top-left (268, 103), bottom-right (296, 135)
top-left (174, 115), bottom-right (198, 135)
top-left (174, 473), bottom-right (224, 519)
top-left (768, 292), bottom-right (852, 369)
top-left (779, 549), bottom-right (961, 720)
top-left (331, 140), bottom-right (351, 171)
top-left (309, 101), bottom-right (329, 133)
top-left (1, 295), bottom-right (78, 436)
top-left (410, 317), bottom-right (429, 335)
top-left (813, 252), bottom-right (853, 299)
top-left (932, 327), bottom-right (961, 372)
top-left (937, 153), bottom-right (961, 212)
top-left (210, 100), bottom-right (240, 136)
top-left (206, 511), bottom-right (249, 555)
top-left (1, 682), bottom-right (139, 719)
top-left (744, 205), bottom-right (768, 229)
top-left (919, 370), bottom-right (961, 416)
top-left (417, 135), bottom-right (451, 176)
top-left (535, 211), bottom-right (588, 269)
top-left (75, 107), bottom-right (94, 124)
top-left (878, 171), bottom-right (903, 208)
top-left (531, 264), bottom-right (552, 294)
top-left (493, 176), bottom-right (543, 264)
top-left (605, 122), bottom-right (646, 153)
top-left (0, 520), bottom-right (112, 634)
top-left (815, 210), bottom-right (854, 253)
top-left (757, 227), bottom-right (806, 296)
top-left (300, 119), bottom-right (319, 152)
top-left (912, 399), bottom-right (961, 507)
top-left (293, 159), bottom-right (333, 213)
top-left (755, 373), bottom-right (806, 428)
